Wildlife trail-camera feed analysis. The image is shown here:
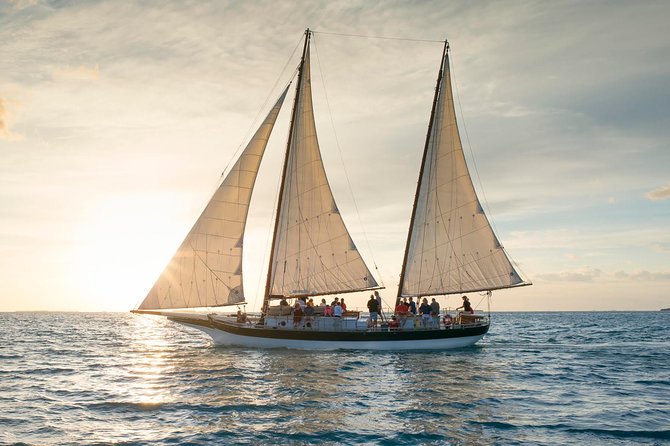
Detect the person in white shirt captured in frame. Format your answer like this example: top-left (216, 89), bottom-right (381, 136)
top-left (333, 302), bottom-right (343, 317)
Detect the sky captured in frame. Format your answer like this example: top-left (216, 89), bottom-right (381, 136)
top-left (1, 0), bottom-right (669, 312)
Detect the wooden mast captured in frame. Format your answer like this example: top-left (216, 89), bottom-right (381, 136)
top-left (395, 40), bottom-right (449, 307)
top-left (262, 29), bottom-right (311, 314)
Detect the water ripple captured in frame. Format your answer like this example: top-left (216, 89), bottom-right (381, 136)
top-left (0, 312), bottom-right (668, 445)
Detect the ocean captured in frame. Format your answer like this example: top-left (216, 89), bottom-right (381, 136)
top-left (0, 312), bottom-right (668, 445)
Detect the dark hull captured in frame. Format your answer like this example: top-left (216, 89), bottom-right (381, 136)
top-left (169, 315), bottom-right (490, 350)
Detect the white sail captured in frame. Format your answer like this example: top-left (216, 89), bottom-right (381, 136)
top-left (268, 47), bottom-right (378, 298)
top-left (400, 51), bottom-right (525, 297)
top-left (139, 87), bottom-right (289, 310)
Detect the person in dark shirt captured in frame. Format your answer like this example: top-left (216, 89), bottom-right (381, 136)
top-left (456, 295), bottom-right (474, 314)
top-left (408, 297), bottom-right (417, 315)
top-left (367, 294), bottom-right (379, 327)
top-left (430, 298), bottom-right (440, 315)
top-left (419, 298), bottom-right (432, 326)
top-left (303, 304), bottom-right (315, 328)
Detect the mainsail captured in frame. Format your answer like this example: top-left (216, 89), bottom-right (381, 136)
top-left (398, 44), bottom-right (526, 298)
top-left (138, 87), bottom-right (289, 310)
top-left (267, 35), bottom-right (379, 299)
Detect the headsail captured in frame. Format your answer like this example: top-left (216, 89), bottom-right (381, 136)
top-left (398, 44), bottom-right (526, 298)
top-left (267, 33), bottom-right (379, 299)
top-left (138, 86), bottom-right (289, 310)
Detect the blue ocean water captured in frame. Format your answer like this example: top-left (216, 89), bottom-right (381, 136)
top-left (0, 312), bottom-right (668, 445)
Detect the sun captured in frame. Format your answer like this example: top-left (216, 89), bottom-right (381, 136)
top-left (73, 192), bottom-right (193, 311)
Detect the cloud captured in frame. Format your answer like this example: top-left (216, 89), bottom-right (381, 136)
top-left (614, 270), bottom-right (670, 281)
top-left (8, 0), bottom-right (38, 10)
top-left (536, 267), bottom-right (603, 282)
top-left (651, 243), bottom-right (670, 253)
top-left (0, 97), bottom-right (23, 141)
top-left (540, 267), bottom-right (670, 283)
top-left (645, 182), bottom-right (670, 201)
top-left (52, 64), bottom-right (100, 81)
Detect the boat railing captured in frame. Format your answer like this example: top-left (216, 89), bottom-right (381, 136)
top-left (257, 310), bottom-right (489, 332)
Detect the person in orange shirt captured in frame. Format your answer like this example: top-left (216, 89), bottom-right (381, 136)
top-left (395, 301), bottom-right (409, 315)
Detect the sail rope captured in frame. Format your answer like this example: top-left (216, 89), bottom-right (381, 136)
top-left (219, 35), bottom-right (303, 178)
top-left (449, 48), bottom-right (531, 284)
top-left (312, 30), bottom-right (443, 44)
top-left (312, 33), bottom-right (385, 288)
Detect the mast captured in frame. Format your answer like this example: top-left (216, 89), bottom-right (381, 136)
top-left (262, 29), bottom-right (311, 313)
top-left (396, 40), bottom-right (449, 307)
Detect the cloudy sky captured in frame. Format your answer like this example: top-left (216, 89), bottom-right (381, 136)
top-left (1, 0), bottom-right (668, 312)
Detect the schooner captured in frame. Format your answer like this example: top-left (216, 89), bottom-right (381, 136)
top-left (133, 29), bottom-right (529, 350)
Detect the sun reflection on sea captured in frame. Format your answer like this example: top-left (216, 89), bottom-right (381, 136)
top-left (119, 315), bottom-right (176, 407)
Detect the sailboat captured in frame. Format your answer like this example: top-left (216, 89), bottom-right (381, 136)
top-left (132, 29), bottom-right (529, 350)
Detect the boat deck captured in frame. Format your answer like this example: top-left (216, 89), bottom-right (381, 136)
top-left (219, 313), bottom-right (488, 333)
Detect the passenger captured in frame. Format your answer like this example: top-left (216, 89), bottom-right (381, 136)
top-left (236, 310), bottom-right (247, 323)
top-left (408, 297), bottom-right (417, 315)
top-left (303, 304), bottom-right (315, 328)
top-left (419, 298), bottom-right (432, 326)
top-left (297, 297), bottom-right (307, 310)
top-left (307, 298), bottom-right (315, 307)
top-left (443, 313), bottom-right (453, 326)
top-left (456, 295), bottom-right (474, 314)
top-left (430, 311), bottom-right (439, 327)
top-left (367, 294), bottom-right (379, 327)
top-left (340, 298), bottom-right (347, 311)
top-left (280, 297), bottom-right (289, 307)
top-left (330, 297), bottom-right (340, 307)
top-left (394, 300), bottom-right (409, 315)
top-left (430, 298), bottom-right (440, 315)
top-left (293, 303), bottom-right (303, 328)
top-left (323, 304), bottom-right (333, 317)
top-left (333, 302), bottom-right (343, 317)
top-left (374, 290), bottom-right (384, 322)
top-left (388, 315), bottom-right (400, 330)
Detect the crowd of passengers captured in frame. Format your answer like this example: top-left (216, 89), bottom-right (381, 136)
top-left (266, 292), bottom-right (476, 330)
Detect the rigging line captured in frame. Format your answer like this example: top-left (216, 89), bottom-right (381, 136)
top-left (312, 33), bottom-right (385, 287)
top-left (220, 35), bottom-right (303, 178)
top-left (450, 50), bottom-right (531, 283)
top-left (312, 30), bottom-right (443, 44)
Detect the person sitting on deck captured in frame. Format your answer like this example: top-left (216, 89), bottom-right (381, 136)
top-left (307, 298), bottom-right (315, 308)
top-left (293, 303), bottom-right (304, 328)
top-left (340, 298), bottom-right (347, 311)
top-left (330, 297), bottom-right (340, 307)
top-left (419, 298), bottom-right (432, 326)
top-left (236, 310), bottom-right (248, 323)
top-left (297, 297), bottom-right (307, 310)
top-left (280, 297), bottom-right (289, 307)
top-left (408, 297), bottom-right (417, 315)
top-left (323, 304), bottom-right (333, 317)
top-left (303, 304), bottom-right (315, 328)
top-left (388, 315), bottom-right (400, 330)
top-left (333, 302), bottom-right (343, 317)
top-left (456, 295), bottom-right (474, 314)
top-left (395, 300), bottom-right (409, 315)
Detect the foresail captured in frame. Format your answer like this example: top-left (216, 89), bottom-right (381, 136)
top-left (268, 47), bottom-right (378, 298)
top-left (400, 51), bottom-right (525, 297)
top-left (138, 87), bottom-right (289, 310)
